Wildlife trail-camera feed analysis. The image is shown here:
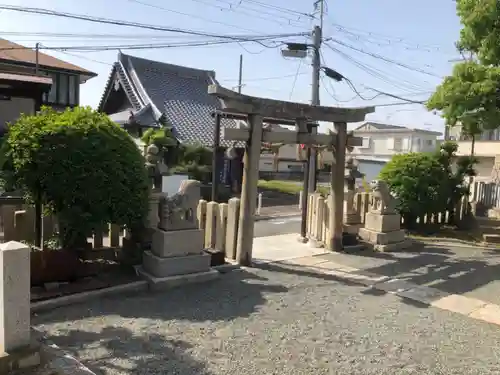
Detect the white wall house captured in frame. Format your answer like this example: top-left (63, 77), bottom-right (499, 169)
top-left (351, 122), bottom-right (442, 158)
top-left (449, 124), bottom-right (500, 181)
top-left (259, 143), bottom-right (304, 172)
top-left (257, 123), bottom-right (335, 173)
top-left (349, 122), bottom-right (443, 181)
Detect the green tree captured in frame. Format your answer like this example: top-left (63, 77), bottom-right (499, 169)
top-left (427, 0), bottom-right (500, 134)
top-left (141, 127), bottom-right (213, 183)
top-left (379, 142), bottom-right (476, 228)
top-left (5, 106), bottom-right (150, 248)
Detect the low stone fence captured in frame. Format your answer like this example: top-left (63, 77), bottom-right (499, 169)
top-left (0, 197), bottom-right (241, 259)
top-left (306, 192), bottom-right (471, 245)
top-left (197, 198), bottom-right (240, 262)
top-left (1, 200), bottom-right (125, 249)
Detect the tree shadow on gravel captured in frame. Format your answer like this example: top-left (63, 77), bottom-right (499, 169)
top-left (33, 269), bottom-right (288, 325)
top-left (355, 246), bottom-right (500, 300)
top-left (254, 261), bottom-right (362, 287)
top-left (255, 244), bottom-right (500, 308)
top-left (38, 325), bottom-right (214, 375)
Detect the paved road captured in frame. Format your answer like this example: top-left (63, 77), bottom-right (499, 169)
top-left (254, 216), bottom-right (300, 238)
top-left (33, 263), bottom-right (500, 374)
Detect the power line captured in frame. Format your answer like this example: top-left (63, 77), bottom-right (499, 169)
top-left (210, 0), bottom-right (311, 24)
top-left (336, 30), bottom-right (454, 56)
top-left (222, 72), bottom-right (307, 82)
top-left (0, 35), bottom-right (292, 52)
top-left (325, 43), bottom-right (430, 93)
top-left (328, 39), bottom-right (443, 79)
top-left (242, 0), bottom-right (313, 19)
top-left (53, 50), bottom-right (112, 65)
top-left (342, 77), bottom-right (428, 105)
top-left (0, 4), bottom-right (307, 46)
top-left (330, 22), bottom-right (450, 52)
top-left (0, 31), bottom-right (213, 40)
top-left (186, 0), bottom-right (310, 29)
top-left (125, 0), bottom-right (261, 34)
top-left (288, 60), bottom-right (304, 99)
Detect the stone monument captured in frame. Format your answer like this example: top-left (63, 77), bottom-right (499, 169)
top-left (358, 180), bottom-right (412, 251)
top-left (344, 157), bottom-right (364, 225)
top-left (139, 180), bottom-right (214, 288)
top-left (0, 242), bottom-right (41, 373)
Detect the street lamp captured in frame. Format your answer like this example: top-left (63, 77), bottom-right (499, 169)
top-left (281, 43), bottom-right (309, 59)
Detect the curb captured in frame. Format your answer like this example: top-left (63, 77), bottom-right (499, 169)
top-left (31, 280), bottom-right (149, 313)
top-left (255, 213), bottom-right (300, 221)
top-left (410, 237), bottom-right (500, 250)
top-left (30, 263), bottom-right (246, 313)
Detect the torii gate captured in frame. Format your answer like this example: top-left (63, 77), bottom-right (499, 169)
top-left (209, 84), bottom-right (374, 266)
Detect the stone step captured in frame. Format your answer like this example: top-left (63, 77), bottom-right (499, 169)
top-left (476, 217), bottom-right (500, 228)
top-left (483, 234), bottom-right (500, 244)
top-left (480, 226), bottom-right (500, 235)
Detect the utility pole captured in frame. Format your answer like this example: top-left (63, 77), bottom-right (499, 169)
top-left (308, 0), bottom-right (324, 192)
top-left (238, 54), bottom-right (243, 93)
top-left (35, 42), bottom-right (40, 75)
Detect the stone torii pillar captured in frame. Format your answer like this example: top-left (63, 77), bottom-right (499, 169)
top-left (208, 84), bottom-right (374, 265)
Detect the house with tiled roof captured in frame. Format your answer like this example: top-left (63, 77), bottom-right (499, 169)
top-left (0, 38), bottom-right (97, 135)
top-left (98, 52), bottom-right (243, 188)
top-left (98, 52), bottom-right (240, 145)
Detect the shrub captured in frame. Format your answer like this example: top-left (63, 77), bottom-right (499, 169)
top-left (6, 106), bottom-right (150, 248)
top-left (379, 141), bottom-right (476, 227)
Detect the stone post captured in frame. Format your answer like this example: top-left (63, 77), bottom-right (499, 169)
top-left (344, 188), bottom-right (359, 224)
top-left (343, 157), bottom-right (363, 225)
top-left (235, 114), bottom-right (263, 266)
top-left (147, 192), bottom-right (162, 230)
top-left (328, 122), bottom-right (347, 251)
top-left (0, 241), bottom-right (40, 372)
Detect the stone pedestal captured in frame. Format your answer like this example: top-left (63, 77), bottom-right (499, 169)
top-left (151, 228), bottom-right (204, 258)
top-left (140, 228), bottom-right (212, 289)
top-left (358, 212), bottom-right (412, 252)
top-left (143, 251), bottom-right (211, 278)
top-left (139, 180), bottom-right (215, 290)
top-left (0, 242), bottom-right (41, 374)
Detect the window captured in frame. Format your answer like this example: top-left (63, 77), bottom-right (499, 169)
top-left (414, 138), bottom-right (421, 150)
top-left (68, 75), bottom-right (78, 105)
top-left (42, 72), bottom-right (79, 106)
top-left (58, 74), bottom-right (68, 103)
top-left (393, 137), bottom-right (402, 151)
top-left (388, 137), bottom-right (402, 151)
top-left (360, 137), bottom-right (370, 148)
top-left (402, 137), bottom-right (409, 151)
top-left (47, 73), bottom-right (57, 103)
top-left (425, 139), bottom-right (434, 146)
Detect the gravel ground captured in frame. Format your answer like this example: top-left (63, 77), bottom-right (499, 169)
top-left (33, 263), bottom-right (500, 375)
top-left (317, 246), bottom-right (500, 306)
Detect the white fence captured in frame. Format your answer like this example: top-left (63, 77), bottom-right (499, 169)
top-left (470, 180), bottom-right (500, 210)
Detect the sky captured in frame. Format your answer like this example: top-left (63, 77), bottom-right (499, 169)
top-left (0, 0), bottom-right (461, 134)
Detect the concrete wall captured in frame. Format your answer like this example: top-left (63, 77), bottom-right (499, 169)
top-left (456, 141), bottom-right (500, 157)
